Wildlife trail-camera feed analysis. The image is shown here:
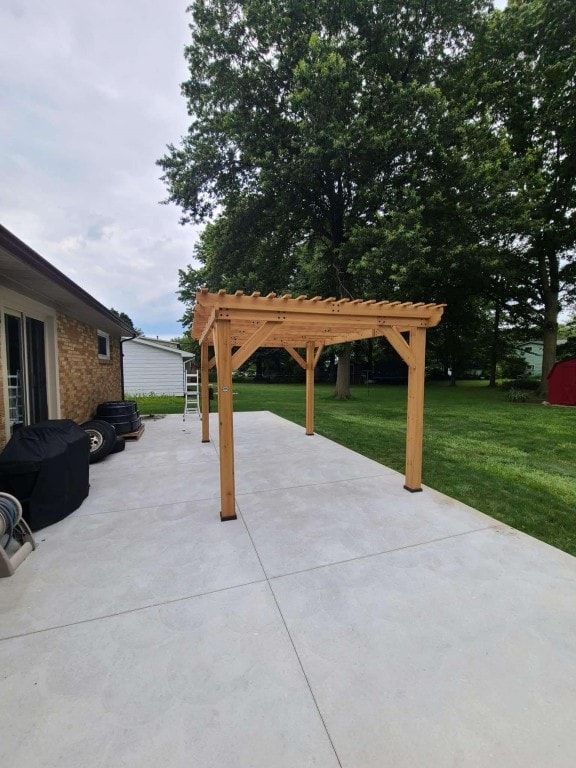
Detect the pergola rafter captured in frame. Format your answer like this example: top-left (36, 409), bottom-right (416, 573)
top-left (192, 289), bottom-right (445, 521)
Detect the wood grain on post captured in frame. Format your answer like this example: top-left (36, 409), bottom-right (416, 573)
top-left (215, 319), bottom-right (236, 520)
top-left (404, 327), bottom-right (427, 492)
top-left (306, 341), bottom-right (315, 436)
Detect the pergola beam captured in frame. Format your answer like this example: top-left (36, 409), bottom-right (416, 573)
top-left (198, 290), bottom-right (444, 326)
top-left (209, 307), bottom-right (439, 329)
top-left (200, 321), bottom-right (432, 349)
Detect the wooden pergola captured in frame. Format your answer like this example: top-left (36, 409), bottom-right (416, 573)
top-left (192, 289), bottom-right (445, 521)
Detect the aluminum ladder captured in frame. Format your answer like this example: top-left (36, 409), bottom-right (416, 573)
top-left (183, 369), bottom-right (200, 420)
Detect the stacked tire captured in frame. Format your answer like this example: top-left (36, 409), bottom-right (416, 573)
top-left (80, 420), bottom-right (124, 464)
top-left (80, 401), bottom-right (140, 464)
top-left (95, 401), bottom-right (142, 435)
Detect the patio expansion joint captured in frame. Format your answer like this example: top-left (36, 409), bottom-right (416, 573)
top-left (0, 576), bottom-right (268, 644)
top-left (90, 454), bottom-right (220, 475)
top-left (234, 470), bottom-right (396, 498)
top-left (265, 524), bottom-right (499, 582)
top-left (73, 493), bottom-right (221, 518)
top-left (235, 504), bottom-right (344, 768)
top-left (232, 498), bottom-right (499, 764)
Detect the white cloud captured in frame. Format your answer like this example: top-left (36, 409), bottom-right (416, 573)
top-left (0, 0), bottom-right (200, 336)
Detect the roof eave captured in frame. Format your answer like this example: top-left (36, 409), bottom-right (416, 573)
top-left (0, 224), bottom-right (136, 337)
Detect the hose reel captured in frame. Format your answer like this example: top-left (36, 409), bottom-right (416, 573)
top-left (0, 492), bottom-right (36, 577)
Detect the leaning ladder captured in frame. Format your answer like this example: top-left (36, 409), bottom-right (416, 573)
top-left (183, 369), bottom-right (200, 420)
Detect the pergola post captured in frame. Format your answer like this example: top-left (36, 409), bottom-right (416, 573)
top-left (215, 319), bottom-right (236, 520)
top-left (305, 341), bottom-right (315, 435)
top-left (201, 341), bottom-right (210, 443)
top-left (404, 327), bottom-right (427, 492)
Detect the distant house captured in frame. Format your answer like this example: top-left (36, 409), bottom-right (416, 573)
top-left (0, 224), bottom-right (135, 450)
top-left (515, 339), bottom-right (566, 377)
top-left (516, 341), bottom-right (544, 376)
top-left (122, 337), bottom-right (194, 396)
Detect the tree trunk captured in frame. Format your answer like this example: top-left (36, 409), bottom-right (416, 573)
top-left (537, 290), bottom-right (559, 399)
top-left (329, 351), bottom-right (337, 382)
top-left (488, 301), bottom-right (501, 388)
top-left (449, 356), bottom-right (457, 387)
top-left (333, 343), bottom-right (352, 399)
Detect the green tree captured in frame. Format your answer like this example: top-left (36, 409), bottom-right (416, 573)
top-left (558, 313), bottom-right (576, 340)
top-left (160, 0), bottom-right (490, 396)
top-left (109, 308), bottom-right (142, 335)
top-left (475, 0), bottom-right (576, 396)
top-left (170, 334), bottom-right (198, 354)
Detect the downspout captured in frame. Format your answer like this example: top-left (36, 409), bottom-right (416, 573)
top-left (120, 333), bottom-right (136, 400)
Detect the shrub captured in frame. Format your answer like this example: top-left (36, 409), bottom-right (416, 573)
top-left (507, 388), bottom-right (530, 403)
top-left (501, 377), bottom-right (540, 391)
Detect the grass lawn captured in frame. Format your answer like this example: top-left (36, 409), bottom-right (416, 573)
top-left (132, 382), bottom-right (576, 557)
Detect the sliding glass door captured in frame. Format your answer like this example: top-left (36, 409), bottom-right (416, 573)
top-left (4, 312), bottom-right (49, 432)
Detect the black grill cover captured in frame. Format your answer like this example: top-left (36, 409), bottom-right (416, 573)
top-left (0, 419), bottom-right (90, 530)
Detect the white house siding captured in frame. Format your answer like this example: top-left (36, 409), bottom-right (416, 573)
top-left (517, 342), bottom-right (543, 377)
top-left (123, 340), bottom-right (188, 396)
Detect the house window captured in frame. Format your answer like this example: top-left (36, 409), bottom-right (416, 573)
top-left (98, 331), bottom-right (110, 360)
top-left (524, 347), bottom-right (532, 353)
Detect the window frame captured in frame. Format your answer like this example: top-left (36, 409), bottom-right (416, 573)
top-left (97, 330), bottom-right (111, 361)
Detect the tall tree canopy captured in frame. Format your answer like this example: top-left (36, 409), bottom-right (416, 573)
top-left (161, 0), bottom-right (575, 394)
top-left (472, 0), bottom-right (576, 395)
top-left (159, 0), bottom-right (491, 395)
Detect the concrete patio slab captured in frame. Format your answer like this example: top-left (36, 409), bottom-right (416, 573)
top-left (80, 455), bottom-right (221, 515)
top-left (234, 443), bottom-right (394, 495)
top-left (270, 526), bottom-right (576, 768)
top-left (0, 498), bottom-right (264, 638)
top-left (237, 474), bottom-right (495, 577)
top-left (1, 582), bottom-right (340, 768)
top-left (1, 411), bottom-right (575, 768)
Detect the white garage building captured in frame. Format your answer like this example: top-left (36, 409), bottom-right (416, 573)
top-left (122, 337), bottom-right (195, 396)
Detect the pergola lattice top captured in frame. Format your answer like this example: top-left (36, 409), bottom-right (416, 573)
top-left (193, 288), bottom-right (444, 347)
top-left (192, 288), bottom-right (445, 521)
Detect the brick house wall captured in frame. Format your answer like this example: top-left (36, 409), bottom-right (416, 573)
top-left (57, 313), bottom-right (122, 424)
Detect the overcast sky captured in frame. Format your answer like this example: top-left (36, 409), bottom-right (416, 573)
top-left (1, 0), bottom-right (199, 338)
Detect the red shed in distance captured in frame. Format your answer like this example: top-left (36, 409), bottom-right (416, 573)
top-left (547, 358), bottom-right (576, 406)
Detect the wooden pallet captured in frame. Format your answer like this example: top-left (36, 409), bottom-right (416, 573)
top-left (122, 423), bottom-right (145, 441)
